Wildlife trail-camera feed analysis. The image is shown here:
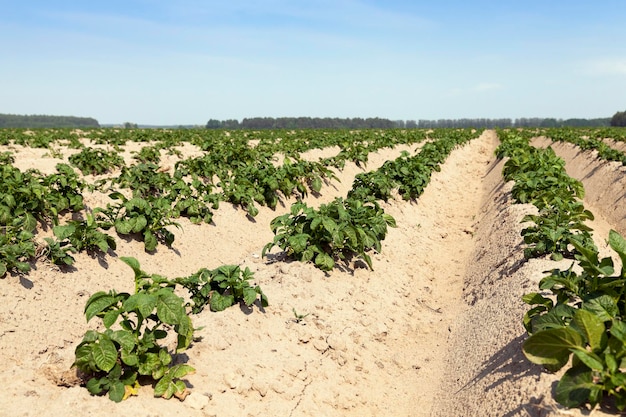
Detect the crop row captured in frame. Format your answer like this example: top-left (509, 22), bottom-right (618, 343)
top-left (2, 126), bottom-right (483, 402)
top-left (497, 130), bottom-right (626, 410)
top-left (541, 128), bottom-right (626, 166)
top-left (263, 129), bottom-right (482, 271)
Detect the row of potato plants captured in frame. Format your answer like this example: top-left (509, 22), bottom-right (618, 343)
top-left (497, 130), bottom-right (626, 411)
top-left (262, 129), bottom-right (482, 271)
top-left (74, 128), bottom-right (452, 401)
top-left (0, 127), bottom-right (442, 401)
top-left (0, 128), bottom-right (443, 274)
top-left (495, 131), bottom-right (596, 260)
top-left (542, 128), bottom-right (626, 166)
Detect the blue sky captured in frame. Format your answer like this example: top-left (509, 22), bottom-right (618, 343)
top-left (1, 1), bottom-right (625, 125)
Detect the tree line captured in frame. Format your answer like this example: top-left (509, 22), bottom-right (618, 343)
top-left (611, 110), bottom-right (626, 127)
top-left (0, 114), bottom-right (100, 128)
top-left (207, 116), bottom-right (612, 130)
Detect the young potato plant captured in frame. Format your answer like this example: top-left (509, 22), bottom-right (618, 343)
top-left (0, 225), bottom-right (35, 277)
top-left (73, 257), bottom-right (195, 402)
top-left (262, 197), bottom-right (396, 271)
top-left (100, 192), bottom-right (179, 252)
top-left (52, 212), bottom-right (116, 254)
top-left (522, 231), bottom-right (626, 410)
top-left (175, 264), bottom-right (268, 313)
top-left (521, 202), bottom-right (596, 261)
top-left (69, 147), bottom-right (125, 175)
top-left (40, 237), bottom-right (77, 266)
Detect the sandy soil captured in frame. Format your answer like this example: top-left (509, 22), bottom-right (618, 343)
top-left (1, 130), bottom-right (625, 416)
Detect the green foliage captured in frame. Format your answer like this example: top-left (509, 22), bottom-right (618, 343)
top-left (73, 257), bottom-right (195, 402)
top-left (175, 265), bottom-right (268, 313)
top-left (0, 151), bottom-right (14, 165)
top-left (522, 230), bottom-right (626, 410)
top-left (69, 147), bottom-right (125, 175)
top-left (100, 192), bottom-right (179, 252)
top-left (349, 131), bottom-right (476, 202)
top-left (263, 198), bottom-right (396, 271)
top-left (498, 131), bottom-right (596, 260)
top-left (41, 237), bottom-right (77, 266)
top-left (132, 145), bottom-right (162, 164)
top-left (52, 212), bottom-right (116, 254)
top-left (0, 226), bottom-right (35, 277)
top-left (521, 203), bottom-right (596, 260)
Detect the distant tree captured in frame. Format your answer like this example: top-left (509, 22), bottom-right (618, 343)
top-left (124, 122), bottom-right (138, 129)
top-left (205, 119), bottom-right (221, 129)
top-left (540, 118), bottom-right (559, 128)
top-left (611, 111), bottom-right (626, 127)
top-left (0, 113), bottom-right (99, 128)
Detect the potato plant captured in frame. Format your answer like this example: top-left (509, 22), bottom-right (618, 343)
top-left (69, 147), bottom-right (125, 175)
top-left (74, 257), bottom-right (195, 402)
top-left (74, 257), bottom-right (268, 402)
top-left (263, 198), bottom-right (396, 271)
top-left (522, 231), bottom-right (626, 410)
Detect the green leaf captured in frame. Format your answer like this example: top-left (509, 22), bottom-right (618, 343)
top-left (583, 295), bottom-right (619, 322)
top-left (109, 330), bottom-right (136, 352)
top-left (123, 293), bottom-right (157, 319)
top-left (108, 381), bottom-right (126, 403)
top-left (85, 292), bottom-right (118, 322)
top-left (571, 348), bottom-right (604, 371)
top-left (321, 217), bottom-right (337, 233)
top-left (120, 350), bottom-right (138, 367)
top-left (170, 364), bottom-right (195, 379)
top-left (315, 252), bottom-right (335, 271)
top-left (137, 352), bottom-right (161, 376)
top-left (522, 292), bottom-right (554, 307)
top-left (571, 309), bottom-right (606, 352)
top-left (522, 327), bottom-right (584, 370)
top-left (93, 337), bottom-right (118, 372)
top-left (86, 376), bottom-right (106, 395)
top-left (242, 287), bottom-right (257, 306)
top-left (52, 224), bottom-right (76, 240)
top-left (156, 290), bottom-right (185, 325)
top-left (609, 230), bottom-right (626, 277)
top-left (210, 292), bottom-right (235, 311)
top-left (555, 366), bottom-right (600, 408)
top-left (144, 230), bottom-right (157, 252)
top-left (120, 257), bottom-right (141, 276)
top-left (154, 373), bottom-right (188, 399)
top-left (103, 309), bottom-right (120, 328)
top-left (175, 315), bottom-right (194, 353)
top-left (610, 319), bottom-right (626, 343)
top-left (287, 234), bottom-right (309, 254)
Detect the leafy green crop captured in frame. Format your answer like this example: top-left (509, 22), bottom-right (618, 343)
top-left (497, 131), bottom-right (596, 260)
top-left (73, 257), bottom-right (195, 402)
top-left (522, 231), bottom-right (626, 410)
top-left (263, 198), bottom-right (396, 271)
top-left (69, 147), bottom-right (125, 175)
top-left (51, 212), bottom-right (116, 254)
top-left (0, 225), bottom-right (35, 277)
top-left (175, 265), bottom-right (268, 313)
top-left (521, 202), bottom-right (596, 261)
top-left (40, 237), bottom-right (77, 266)
top-left (100, 193), bottom-right (179, 252)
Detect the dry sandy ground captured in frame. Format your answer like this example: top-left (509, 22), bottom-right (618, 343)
top-left (1, 130), bottom-right (626, 416)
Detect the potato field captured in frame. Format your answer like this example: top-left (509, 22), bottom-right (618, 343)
top-left (1, 127), bottom-right (626, 416)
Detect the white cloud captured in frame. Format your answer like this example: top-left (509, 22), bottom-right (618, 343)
top-left (586, 58), bottom-right (626, 76)
top-left (472, 82), bottom-right (503, 92)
